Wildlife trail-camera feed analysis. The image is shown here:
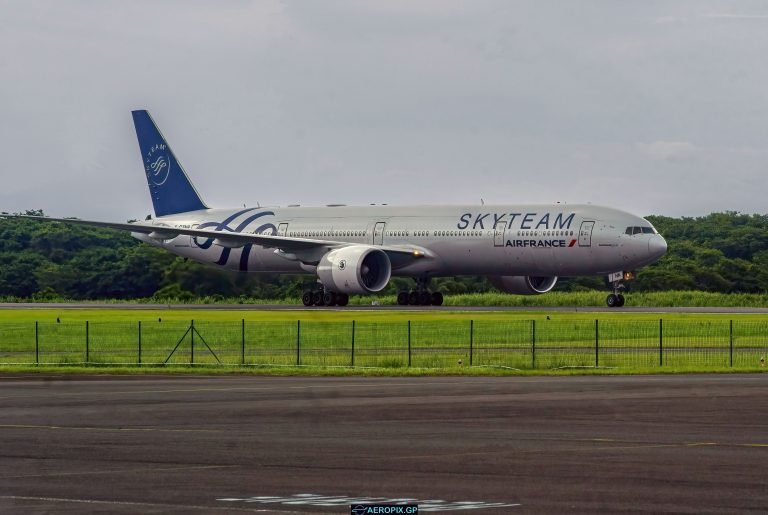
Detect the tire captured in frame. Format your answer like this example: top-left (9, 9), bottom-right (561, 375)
top-left (301, 291), bottom-right (314, 307)
top-left (323, 291), bottom-right (337, 306)
top-left (313, 290), bottom-right (324, 306)
top-left (408, 291), bottom-right (418, 305)
top-left (397, 291), bottom-right (409, 306)
top-left (606, 294), bottom-right (618, 308)
top-left (431, 291), bottom-right (444, 306)
top-left (417, 291), bottom-right (430, 305)
top-left (336, 293), bottom-right (349, 307)
top-left (616, 294), bottom-right (625, 307)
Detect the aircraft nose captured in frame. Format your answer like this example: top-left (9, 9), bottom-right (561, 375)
top-left (648, 234), bottom-right (667, 259)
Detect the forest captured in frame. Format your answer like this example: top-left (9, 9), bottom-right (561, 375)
top-left (1, 211), bottom-right (767, 300)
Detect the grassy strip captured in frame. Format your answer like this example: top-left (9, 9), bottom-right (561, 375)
top-left (4, 290), bottom-right (768, 307)
top-left (2, 308), bottom-right (768, 324)
top-left (0, 364), bottom-right (765, 377)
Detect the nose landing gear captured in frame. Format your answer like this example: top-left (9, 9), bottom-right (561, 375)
top-left (606, 271), bottom-right (634, 308)
top-left (606, 292), bottom-right (625, 308)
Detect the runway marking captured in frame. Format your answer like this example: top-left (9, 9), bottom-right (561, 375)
top-left (0, 464), bottom-right (235, 480)
top-left (0, 423), bottom-right (226, 433)
top-left (0, 379), bottom-right (520, 400)
top-left (0, 495), bottom-right (292, 513)
top-left (0, 374), bottom-right (764, 401)
top-left (388, 436), bottom-right (768, 460)
top-left (218, 493), bottom-right (521, 511)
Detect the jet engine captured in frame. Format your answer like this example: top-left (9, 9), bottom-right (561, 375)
top-left (488, 275), bottom-right (558, 295)
top-left (317, 246), bottom-right (392, 294)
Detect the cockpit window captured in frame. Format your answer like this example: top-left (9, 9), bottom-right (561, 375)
top-left (625, 226), bottom-right (657, 235)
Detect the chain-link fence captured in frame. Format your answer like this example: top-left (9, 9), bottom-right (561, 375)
top-left (1, 319), bottom-right (767, 369)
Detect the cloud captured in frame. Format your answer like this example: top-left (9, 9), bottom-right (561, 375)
top-left (636, 141), bottom-right (698, 163)
top-left (701, 13), bottom-right (768, 20)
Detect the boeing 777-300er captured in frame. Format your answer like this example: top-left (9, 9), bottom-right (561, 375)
top-left (4, 110), bottom-right (667, 307)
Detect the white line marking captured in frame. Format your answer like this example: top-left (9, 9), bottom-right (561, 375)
top-left (0, 495), bottom-right (301, 513)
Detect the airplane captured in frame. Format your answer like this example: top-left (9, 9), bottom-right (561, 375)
top-left (3, 110), bottom-right (667, 307)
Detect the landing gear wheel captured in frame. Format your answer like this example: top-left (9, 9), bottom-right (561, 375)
top-left (322, 291), bottom-right (337, 306)
top-left (417, 291), bottom-right (431, 306)
top-left (408, 291), bottom-right (419, 305)
top-left (606, 294), bottom-right (618, 308)
top-left (313, 290), bottom-right (324, 306)
top-left (616, 294), bottom-right (625, 307)
top-left (430, 291), bottom-right (444, 306)
top-left (397, 291), bottom-right (409, 306)
top-left (302, 291), bottom-right (314, 307)
top-left (336, 293), bottom-right (349, 307)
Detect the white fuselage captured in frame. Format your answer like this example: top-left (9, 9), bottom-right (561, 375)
top-left (134, 203), bottom-right (666, 278)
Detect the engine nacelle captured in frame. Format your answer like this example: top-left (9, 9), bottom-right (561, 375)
top-left (488, 275), bottom-right (558, 295)
top-left (317, 246), bottom-right (392, 294)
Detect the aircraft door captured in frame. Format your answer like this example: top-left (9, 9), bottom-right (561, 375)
top-left (373, 222), bottom-right (386, 245)
top-left (494, 222), bottom-right (507, 247)
top-left (188, 224), bottom-right (199, 248)
top-left (277, 223), bottom-right (288, 237)
top-left (579, 221), bottom-right (595, 247)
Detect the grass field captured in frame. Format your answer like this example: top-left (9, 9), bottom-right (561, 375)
top-left (0, 308), bottom-right (767, 372)
top-left (6, 290), bottom-right (768, 307)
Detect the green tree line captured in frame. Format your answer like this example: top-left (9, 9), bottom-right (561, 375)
top-left (1, 211), bottom-right (766, 300)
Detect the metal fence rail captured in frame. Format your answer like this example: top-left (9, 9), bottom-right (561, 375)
top-left (1, 319), bottom-right (767, 369)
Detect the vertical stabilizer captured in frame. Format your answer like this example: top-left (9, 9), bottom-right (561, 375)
top-left (131, 110), bottom-right (208, 216)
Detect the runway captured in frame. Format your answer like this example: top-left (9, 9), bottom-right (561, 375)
top-left (2, 302), bottom-right (768, 313)
top-left (0, 375), bottom-right (766, 513)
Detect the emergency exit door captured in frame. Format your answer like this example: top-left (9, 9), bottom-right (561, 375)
top-left (578, 221), bottom-right (595, 247)
top-left (494, 222), bottom-right (506, 247)
top-left (373, 222), bottom-right (386, 245)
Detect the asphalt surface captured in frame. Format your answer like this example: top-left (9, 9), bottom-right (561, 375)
top-left (3, 302), bottom-right (768, 313)
top-left (0, 374), bottom-right (766, 514)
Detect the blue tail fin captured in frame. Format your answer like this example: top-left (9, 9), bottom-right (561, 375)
top-left (131, 110), bottom-right (208, 217)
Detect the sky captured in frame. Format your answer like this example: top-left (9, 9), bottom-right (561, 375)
top-left (1, 0), bottom-right (767, 220)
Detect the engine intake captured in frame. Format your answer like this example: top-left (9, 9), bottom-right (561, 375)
top-left (317, 246), bottom-right (392, 294)
top-left (488, 275), bottom-right (558, 295)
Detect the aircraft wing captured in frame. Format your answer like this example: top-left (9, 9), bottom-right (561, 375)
top-left (1, 215), bottom-right (431, 263)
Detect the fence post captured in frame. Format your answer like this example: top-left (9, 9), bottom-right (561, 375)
top-left (729, 319), bottom-right (733, 367)
top-left (595, 319), bottom-right (599, 367)
top-left (190, 319), bottom-right (194, 365)
top-left (296, 320), bottom-right (301, 366)
top-left (241, 319), bottom-right (245, 365)
top-left (659, 319), bottom-right (663, 367)
top-left (469, 320), bottom-right (474, 366)
top-left (531, 319), bottom-right (536, 369)
top-left (138, 321), bottom-right (142, 366)
top-left (35, 321), bottom-right (39, 366)
top-left (85, 321), bottom-right (89, 364)
top-left (351, 320), bottom-right (355, 367)
top-left (407, 320), bottom-right (411, 367)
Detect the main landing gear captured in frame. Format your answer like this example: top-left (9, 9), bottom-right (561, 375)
top-left (606, 271), bottom-right (634, 308)
top-left (396, 277), bottom-right (444, 306)
top-left (301, 289), bottom-right (349, 307)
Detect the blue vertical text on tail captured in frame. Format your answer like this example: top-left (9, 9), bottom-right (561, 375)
top-left (131, 110), bottom-right (208, 217)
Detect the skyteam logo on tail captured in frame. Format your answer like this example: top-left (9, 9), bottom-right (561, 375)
top-left (145, 144), bottom-right (171, 186)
